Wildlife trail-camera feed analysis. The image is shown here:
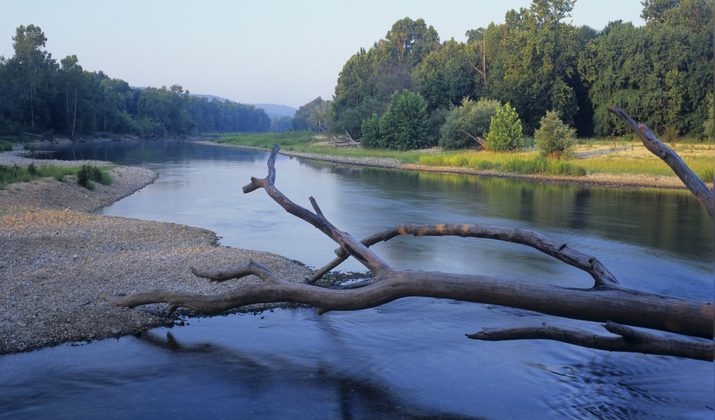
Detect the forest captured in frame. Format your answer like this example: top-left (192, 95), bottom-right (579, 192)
top-left (316, 0), bottom-right (713, 150)
top-left (0, 26), bottom-right (271, 138)
top-left (0, 0), bottom-right (712, 144)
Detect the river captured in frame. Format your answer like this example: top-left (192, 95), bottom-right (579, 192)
top-left (1, 140), bottom-right (712, 419)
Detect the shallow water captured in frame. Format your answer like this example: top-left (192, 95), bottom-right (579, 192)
top-left (3, 140), bottom-right (712, 419)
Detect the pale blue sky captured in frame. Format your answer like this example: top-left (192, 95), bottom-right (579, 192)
top-left (1, 0), bottom-right (644, 108)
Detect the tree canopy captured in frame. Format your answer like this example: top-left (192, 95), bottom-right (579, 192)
top-left (330, 1), bottom-right (712, 145)
top-left (0, 25), bottom-right (271, 137)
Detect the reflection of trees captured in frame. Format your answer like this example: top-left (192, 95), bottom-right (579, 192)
top-left (139, 330), bottom-right (480, 420)
top-left (297, 158), bottom-right (712, 261)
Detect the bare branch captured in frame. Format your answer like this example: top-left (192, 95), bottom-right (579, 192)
top-left (241, 144), bottom-right (393, 276)
top-left (309, 196), bottom-right (324, 217)
top-left (467, 321), bottom-right (713, 362)
top-left (607, 106), bottom-right (713, 218)
top-left (190, 259), bottom-right (284, 285)
top-left (310, 224), bottom-right (618, 287)
top-left (456, 130), bottom-right (486, 146)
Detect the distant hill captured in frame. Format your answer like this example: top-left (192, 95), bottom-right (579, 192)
top-left (189, 95), bottom-right (296, 119)
top-left (252, 104), bottom-right (297, 119)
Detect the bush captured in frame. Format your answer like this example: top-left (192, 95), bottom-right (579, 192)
top-left (378, 90), bottom-right (430, 150)
top-left (360, 113), bottom-right (382, 149)
top-left (534, 111), bottom-right (577, 159)
top-left (0, 140), bottom-right (13, 152)
top-left (486, 103), bottom-right (523, 152)
top-left (699, 167), bottom-right (713, 183)
top-left (439, 98), bottom-right (501, 150)
top-left (77, 164), bottom-right (112, 190)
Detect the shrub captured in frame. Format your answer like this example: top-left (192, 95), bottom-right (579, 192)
top-left (360, 113), bottom-right (382, 149)
top-left (439, 98), bottom-right (501, 150)
top-left (534, 111), bottom-right (577, 159)
top-left (378, 90), bottom-right (430, 150)
top-left (0, 140), bottom-right (12, 152)
top-left (77, 164), bottom-right (112, 190)
top-left (77, 165), bottom-right (94, 190)
top-left (485, 103), bottom-right (523, 152)
top-left (699, 167), bottom-right (713, 183)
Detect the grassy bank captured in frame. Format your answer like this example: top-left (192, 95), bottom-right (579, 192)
top-left (212, 132), bottom-right (713, 181)
top-left (0, 163), bottom-right (113, 190)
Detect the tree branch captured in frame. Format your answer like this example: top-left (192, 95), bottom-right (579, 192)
top-left (309, 224), bottom-right (618, 287)
top-left (467, 321), bottom-right (713, 362)
top-left (241, 144), bottom-right (393, 277)
top-left (607, 105), bottom-right (713, 218)
top-left (190, 259), bottom-right (284, 285)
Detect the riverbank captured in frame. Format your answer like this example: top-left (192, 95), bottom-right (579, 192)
top-left (0, 151), bottom-right (312, 355)
top-left (194, 141), bottom-right (692, 190)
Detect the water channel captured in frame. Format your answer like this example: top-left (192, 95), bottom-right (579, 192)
top-left (1, 140), bottom-right (713, 419)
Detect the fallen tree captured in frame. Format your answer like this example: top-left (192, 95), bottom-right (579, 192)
top-left (103, 107), bottom-right (713, 361)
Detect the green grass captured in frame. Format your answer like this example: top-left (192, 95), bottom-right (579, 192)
top-left (0, 163), bottom-right (113, 190)
top-left (216, 131), bottom-right (318, 150)
top-left (212, 132), bottom-right (711, 180)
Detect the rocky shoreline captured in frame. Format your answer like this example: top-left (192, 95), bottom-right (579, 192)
top-left (194, 141), bottom-right (691, 190)
top-left (0, 151), bottom-right (312, 355)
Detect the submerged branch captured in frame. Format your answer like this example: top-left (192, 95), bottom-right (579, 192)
top-left (467, 321), bottom-right (713, 362)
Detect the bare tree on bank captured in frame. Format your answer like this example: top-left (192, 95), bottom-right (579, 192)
top-left (103, 107), bottom-right (714, 361)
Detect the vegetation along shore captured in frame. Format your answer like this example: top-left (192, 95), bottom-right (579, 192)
top-left (196, 132), bottom-right (713, 191)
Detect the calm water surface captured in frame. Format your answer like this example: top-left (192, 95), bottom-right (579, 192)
top-left (1, 141), bottom-right (712, 419)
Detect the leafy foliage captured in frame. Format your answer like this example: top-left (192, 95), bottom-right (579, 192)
top-left (0, 25), bottom-right (270, 137)
top-left (534, 111), bottom-right (576, 158)
top-left (77, 164), bottom-right (112, 190)
top-left (439, 98), bottom-right (501, 150)
top-left (360, 113), bottom-right (382, 148)
top-left (374, 90), bottom-right (430, 150)
top-left (486, 103), bottom-right (523, 152)
top-left (291, 97), bottom-right (331, 133)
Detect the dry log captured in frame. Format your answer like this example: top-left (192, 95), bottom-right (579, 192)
top-left (103, 143), bottom-right (714, 359)
top-left (607, 106), bottom-right (713, 218)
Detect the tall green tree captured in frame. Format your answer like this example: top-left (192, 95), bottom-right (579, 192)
top-left (579, 2), bottom-right (712, 138)
top-left (292, 97), bottom-right (331, 132)
top-left (54, 55), bottom-right (97, 137)
top-left (10, 24), bottom-right (57, 133)
top-left (486, 0), bottom-right (581, 134)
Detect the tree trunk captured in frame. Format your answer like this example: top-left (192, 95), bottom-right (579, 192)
top-left (71, 87), bottom-right (77, 139)
top-left (104, 109), bottom-right (714, 361)
top-left (66, 85), bottom-right (71, 136)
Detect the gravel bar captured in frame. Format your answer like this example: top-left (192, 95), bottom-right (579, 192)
top-left (0, 151), bottom-right (312, 355)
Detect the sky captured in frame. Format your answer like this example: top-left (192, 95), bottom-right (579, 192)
top-left (1, 0), bottom-right (645, 109)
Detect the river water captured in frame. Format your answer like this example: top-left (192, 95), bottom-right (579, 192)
top-left (1, 140), bottom-right (712, 419)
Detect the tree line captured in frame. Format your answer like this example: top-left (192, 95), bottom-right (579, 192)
top-left (312, 0), bottom-right (712, 150)
top-left (0, 25), bottom-right (271, 138)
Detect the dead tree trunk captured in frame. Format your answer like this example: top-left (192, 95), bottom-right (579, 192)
top-left (103, 109), bottom-right (714, 361)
